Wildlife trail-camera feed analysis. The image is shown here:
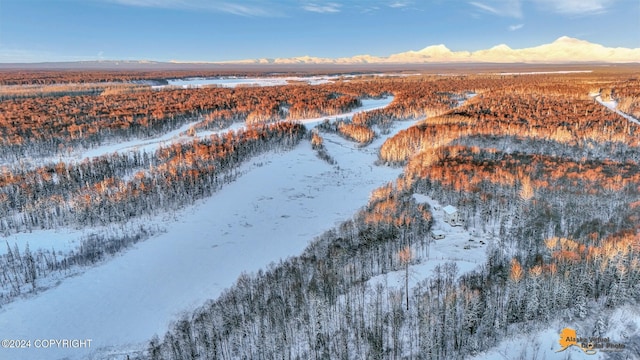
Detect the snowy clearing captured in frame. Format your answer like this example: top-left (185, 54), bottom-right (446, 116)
top-left (0, 100), bottom-right (411, 360)
top-left (414, 194), bottom-right (488, 273)
top-left (368, 193), bottom-right (489, 292)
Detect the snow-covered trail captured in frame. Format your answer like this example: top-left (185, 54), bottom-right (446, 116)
top-left (57, 97), bottom-right (394, 164)
top-left (0, 106), bottom-right (412, 360)
top-left (594, 95), bottom-right (640, 125)
top-left (78, 120), bottom-right (243, 160)
top-left (292, 96), bottom-right (393, 127)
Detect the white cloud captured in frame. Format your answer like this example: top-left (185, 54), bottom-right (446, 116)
top-left (509, 23), bottom-right (524, 31)
top-left (469, 2), bottom-right (500, 14)
top-left (469, 0), bottom-right (522, 18)
top-left (389, 1), bottom-right (411, 8)
top-left (107, 0), bottom-right (278, 16)
top-left (533, 0), bottom-right (616, 15)
top-left (218, 3), bottom-right (275, 16)
top-left (302, 2), bottom-right (341, 13)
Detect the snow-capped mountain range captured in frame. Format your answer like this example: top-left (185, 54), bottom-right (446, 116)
top-left (220, 37), bottom-right (640, 64)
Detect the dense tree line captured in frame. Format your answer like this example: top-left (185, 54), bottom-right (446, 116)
top-left (0, 122), bottom-right (305, 234)
top-left (4, 72), bottom-right (578, 160)
top-left (0, 83), bottom-right (112, 100)
top-left (0, 70), bottom-right (299, 86)
top-left (405, 145), bottom-right (640, 195)
top-left (309, 131), bottom-right (336, 165)
top-left (316, 117), bottom-right (377, 146)
top-left (0, 85), bottom-right (357, 159)
top-left (380, 89), bottom-right (638, 164)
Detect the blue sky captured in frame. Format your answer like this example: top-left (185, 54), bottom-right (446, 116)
top-left (0, 0), bottom-right (638, 62)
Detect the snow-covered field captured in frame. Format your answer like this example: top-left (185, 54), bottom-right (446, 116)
top-left (0, 222), bottom-right (157, 257)
top-left (0, 98), bottom-right (412, 360)
top-left (367, 194), bottom-right (488, 293)
top-left (1, 228), bottom-right (83, 257)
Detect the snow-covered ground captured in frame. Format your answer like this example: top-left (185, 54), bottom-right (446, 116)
top-left (0, 99), bottom-right (411, 360)
top-left (468, 304), bottom-right (640, 360)
top-left (414, 194), bottom-right (488, 272)
top-left (0, 221), bottom-right (158, 257)
top-left (1, 228), bottom-right (83, 257)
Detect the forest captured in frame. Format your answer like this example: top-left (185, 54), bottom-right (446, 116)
top-left (0, 67), bottom-right (639, 359)
top-left (138, 69), bottom-right (640, 359)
